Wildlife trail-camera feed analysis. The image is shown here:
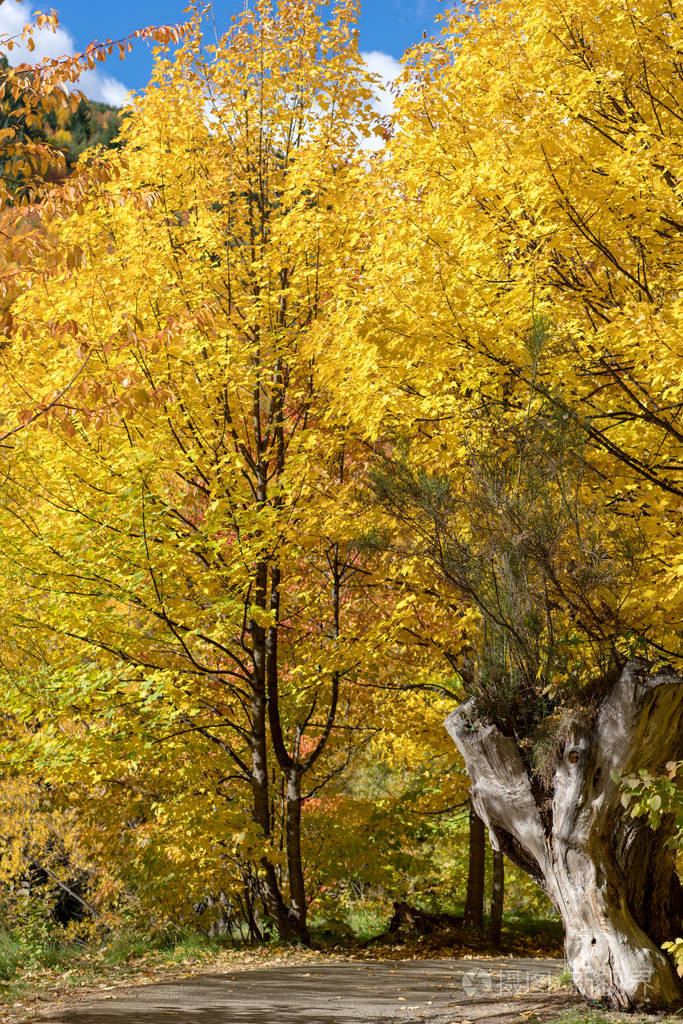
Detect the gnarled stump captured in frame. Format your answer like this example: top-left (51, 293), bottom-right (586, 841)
top-left (445, 660), bottom-right (683, 1011)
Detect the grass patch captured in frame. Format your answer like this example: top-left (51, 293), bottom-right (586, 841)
top-left (102, 930), bottom-right (151, 966)
top-left (552, 1011), bottom-right (683, 1024)
top-left (0, 921), bottom-right (235, 991)
top-left (548, 967), bottom-right (572, 989)
top-left (0, 932), bottom-right (21, 981)
top-left (102, 927), bottom-right (234, 965)
top-left (503, 911), bottom-right (563, 938)
top-left (163, 931), bottom-right (225, 962)
top-left (0, 925), bottom-right (76, 983)
top-left (343, 905), bottom-right (390, 942)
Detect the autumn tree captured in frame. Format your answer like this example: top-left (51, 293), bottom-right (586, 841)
top-left (0, 4), bottom-right (202, 936)
top-left (0, 0), bottom-right (417, 943)
top-left (333, 0), bottom-right (683, 1009)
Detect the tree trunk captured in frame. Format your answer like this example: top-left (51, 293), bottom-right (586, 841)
top-left (445, 660), bottom-right (683, 1010)
top-left (285, 766), bottom-right (310, 944)
top-left (488, 848), bottom-right (504, 947)
top-left (249, 572), bottom-right (297, 943)
top-left (464, 801), bottom-right (485, 929)
top-left (249, 678), bottom-right (290, 937)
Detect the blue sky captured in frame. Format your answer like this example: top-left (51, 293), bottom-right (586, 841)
top-left (0, 1), bottom-right (447, 106)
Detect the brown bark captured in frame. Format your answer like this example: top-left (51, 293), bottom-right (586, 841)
top-left (464, 801), bottom-right (486, 929)
top-left (445, 660), bottom-right (683, 1010)
top-left (250, 546), bottom-right (304, 942)
top-left (488, 848), bottom-right (504, 947)
top-left (249, 651), bottom-right (291, 937)
top-left (285, 766), bottom-right (309, 943)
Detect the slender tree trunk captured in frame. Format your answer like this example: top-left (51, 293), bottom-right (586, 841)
top-left (249, 673), bottom-right (290, 936)
top-left (464, 801), bottom-right (485, 929)
top-left (250, 559), bottom-right (294, 940)
top-left (488, 849), bottom-right (504, 947)
top-left (260, 561), bottom-right (311, 945)
top-left (446, 661), bottom-right (683, 1010)
top-left (285, 766), bottom-right (309, 943)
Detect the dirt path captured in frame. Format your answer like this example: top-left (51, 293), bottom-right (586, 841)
top-left (37, 957), bottom-right (575, 1023)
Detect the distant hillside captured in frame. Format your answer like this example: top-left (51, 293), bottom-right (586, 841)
top-left (0, 55), bottom-right (123, 197)
top-left (43, 97), bottom-right (122, 168)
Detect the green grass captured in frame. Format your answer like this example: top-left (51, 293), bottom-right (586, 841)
top-left (0, 931), bottom-right (22, 981)
top-left (343, 905), bottom-right (390, 941)
top-left (102, 926), bottom-right (233, 965)
top-left (0, 925), bottom-right (75, 982)
top-left (163, 931), bottom-right (227, 962)
top-left (549, 967), bottom-right (572, 989)
top-left (308, 904), bottom-right (388, 943)
top-left (102, 930), bottom-right (152, 965)
top-left (0, 920), bottom-right (235, 984)
top-left (503, 910), bottom-right (564, 938)
top-left (552, 1011), bottom-right (683, 1024)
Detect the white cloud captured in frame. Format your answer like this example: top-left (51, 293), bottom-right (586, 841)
top-left (77, 68), bottom-right (131, 107)
top-left (360, 50), bottom-right (401, 151)
top-left (361, 50), bottom-right (401, 118)
top-left (0, 0), bottom-right (131, 107)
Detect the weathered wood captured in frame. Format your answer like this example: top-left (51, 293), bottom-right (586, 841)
top-left (446, 660), bottom-right (683, 1010)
